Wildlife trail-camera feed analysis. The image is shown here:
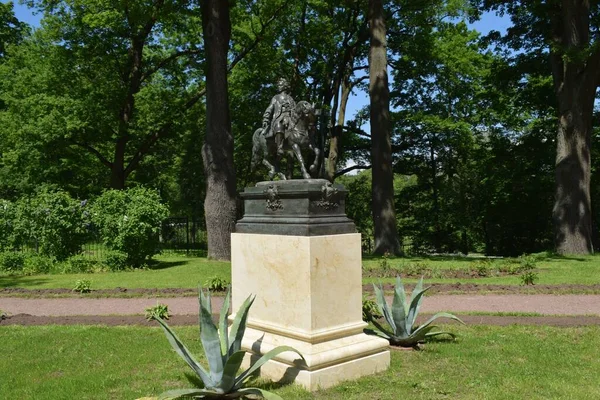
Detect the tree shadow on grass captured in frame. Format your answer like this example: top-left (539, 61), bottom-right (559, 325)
top-left (0, 275), bottom-right (50, 288)
top-left (545, 254), bottom-right (591, 262)
top-left (146, 260), bottom-right (189, 271)
top-left (363, 254), bottom-right (493, 263)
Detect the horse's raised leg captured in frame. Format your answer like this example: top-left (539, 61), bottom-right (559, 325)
top-left (309, 144), bottom-right (320, 175)
top-left (261, 159), bottom-right (277, 180)
top-left (285, 154), bottom-right (294, 179)
top-left (291, 143), bottom-right (311, 179)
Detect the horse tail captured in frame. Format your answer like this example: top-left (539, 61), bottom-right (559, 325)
top-left (250, 128), bottom-right (263, 171)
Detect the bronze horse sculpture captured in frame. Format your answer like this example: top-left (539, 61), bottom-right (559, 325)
top-left (251, 100), bottom-right (321, 180)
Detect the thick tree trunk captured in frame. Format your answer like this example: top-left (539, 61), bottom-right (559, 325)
top-left (550, 0), bottom-right (599, 255)
top-left (368, 0), bottom-right (400, 255)
top-left (201, 0), bottom-right (237, 261)
top-left (553, 85), bottom-right (595, 254)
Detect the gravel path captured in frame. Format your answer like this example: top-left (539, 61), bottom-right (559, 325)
top-left (2, 294), bottom-right (599, 317)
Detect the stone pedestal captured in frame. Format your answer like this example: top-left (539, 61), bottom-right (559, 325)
top-left (231, 179), bottom-right (390, 391)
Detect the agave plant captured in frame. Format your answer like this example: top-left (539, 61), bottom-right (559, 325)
top-left (152, 287), bottom-right (303, 399)
top-left (365, 277), bottom-right (465, 348)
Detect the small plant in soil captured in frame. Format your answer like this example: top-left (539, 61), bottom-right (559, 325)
top-left (145, 302), bottom-right (169, 321)
top-left (365, 276), bottom-right (465, 348)
top-left (204, 276), bottom-right (230, 292)
top-left (0, 309), bottom-right (7, 320)
top-left (518, 255), bottom-right (538, 285)
top-left (72, 279), bottom-right (92, 293)
top-left (150, 287), bottom-right (304, 399)
top-left (520, 270), bottom-right (538, 286)
top-left (474, 260), bottom-right (491, 277)
top-left (378, 252), bottom-right (393, 276)
top-left (362, 295), bottom-right (382, 322)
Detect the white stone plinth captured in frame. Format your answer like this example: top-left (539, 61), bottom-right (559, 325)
top-left (231, 233), bottom-right (390, 391)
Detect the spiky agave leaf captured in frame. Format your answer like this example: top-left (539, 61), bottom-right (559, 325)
top-left (199, 288), bottom-right (225, 385)
top-left (364, 327), bottom-right (392, 341)
top-left (411, 312), bottom-right (465, 338)
top-left (372, 282), bottom-right (397, 334)
top-left (391, 276), bottom-right (408, 338)
top-left (158, 388), bottom-right (220, 400)
top-left (233, 346), bottom-right (305, 391)
top-left (237, 388), bottom-right (284, 400)
top-left (153, 316), bottom-right (214, 388)
top-left (219, 286), bottom-right (232, 357)
top-left (228, 294), bottom-right (256, 356)
top-left (217, 350), bottom-right (246, 392)
top-left (406, 277), bottom-right (430, 332)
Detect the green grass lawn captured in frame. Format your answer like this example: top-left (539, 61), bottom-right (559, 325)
top-left (1, 253), bottom-right (599, 292)
top-left (1, 324), bottom-right (598, 399)
top-left (362, 253), bottom-right (600, 285)
top-left (0, 255), bottom-right (230, 290)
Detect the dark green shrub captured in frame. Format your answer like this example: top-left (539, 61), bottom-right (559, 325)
top-left (104, 250), bottom-right (128, 271)
top-left (23, 254), bottom-right (54, 275)
top-left (91, 187), bottom-right (169, 268)
top-left (0, 251), bottom-right (25, 273)
top-left (13, 189), bottom-right (89, 261)
top-left (0, 199), bottom-right (15, 250)
top-left (63, 255), bottom-right (99, 273)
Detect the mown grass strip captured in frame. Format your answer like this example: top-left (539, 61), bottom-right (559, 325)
top-left (1, 253), bottom-right (599, 292)
top-left (1, 325), bottom-right (599, 399)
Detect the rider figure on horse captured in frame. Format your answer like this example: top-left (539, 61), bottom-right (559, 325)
top-left (262, 78), bottom-right (296, 156)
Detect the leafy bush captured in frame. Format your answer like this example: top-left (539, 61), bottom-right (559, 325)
top-left (104, 250), bottom-right (128, 271)
top-left (13, 189), bottom-right (89, 261)
top-left (73, 279), bottom-right (92, 293)
top-left (0, 199), bottom-right (15, 250)
top-left (0, 251), bottom-right (25, 273)
top-left (518, 254), bottom-right (537, 272)
top-left (204, 276), bottom-right (230, 292)
top-left (365, 277), bottom-right (465, 348)
top-left (91, 188), bottom-right (169, 267)
top-left (362, 295), bottom-right (381, 322)
top-left (22, 254), bottom-right (54, 275)
top-left (62, 255), bottom-right (100, 274)
top-left (145, 302), bottom-right (170, 321)
top-left (474, 260), bottom-right (491, 277)
top-left (151, 287), bottom-right (304, 399)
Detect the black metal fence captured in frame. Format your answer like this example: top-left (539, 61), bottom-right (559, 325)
top-left (10, 217), bottom-right (208, 260)
top-left (160, 217), bottom-right (208, 256)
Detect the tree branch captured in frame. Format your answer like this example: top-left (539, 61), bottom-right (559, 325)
top-left (343, 125), bottom-right (371, 138)
top-left (124, 1), bottom-right (290, 178)
top-left (585, 41), bottom-right (600, 88)
top-left (70, 140), bottom-right (113, 169)
top-left (124, 86), bottom-right (207, 177)
top-left (334, 164), bottom-right (371, 178)
top-left (228, 0), bottom-right (292, 71)
top-left (141, 48), bottom-right (202, 83)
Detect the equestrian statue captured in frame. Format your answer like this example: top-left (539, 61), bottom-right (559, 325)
top-left (251, 78), bottom-right (321, 180)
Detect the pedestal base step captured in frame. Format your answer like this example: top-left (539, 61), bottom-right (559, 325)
top-left (241, 326), bottom-right (390, 391)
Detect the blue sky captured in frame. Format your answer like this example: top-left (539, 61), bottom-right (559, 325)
top-left (4, 1), bottom-right (512, 122)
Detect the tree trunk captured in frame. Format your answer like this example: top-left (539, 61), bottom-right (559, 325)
top-left (550, 0), bottom-right (599, 255)
top-left (553, 84), bottom-right (595, 254)
top-left (326, 79), bottom-right (351, 181)
top-left (368, 0), bottom-right (400, 255)
top-left (429, 135), bottom-right (442, 252)
top-left (110, 136), bottom-right (127, 190)
top-left (201, 0), bottom-right (237, 260)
